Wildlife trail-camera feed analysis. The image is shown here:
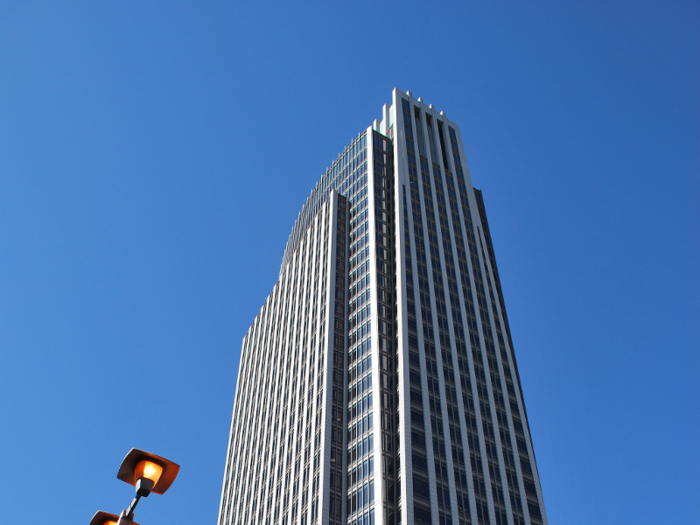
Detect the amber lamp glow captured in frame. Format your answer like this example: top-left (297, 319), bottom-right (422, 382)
top-left (134, 460), bottom-right (164, 486)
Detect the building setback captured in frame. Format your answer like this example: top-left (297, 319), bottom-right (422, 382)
top-left (218, 89), bottom-right (547, 525)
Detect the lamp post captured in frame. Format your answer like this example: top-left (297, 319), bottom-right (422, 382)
top-left (91, 448), bottom-right (180, 525)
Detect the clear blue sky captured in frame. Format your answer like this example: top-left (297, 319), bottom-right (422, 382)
top-left (0, 2), bottom-right (697, 524)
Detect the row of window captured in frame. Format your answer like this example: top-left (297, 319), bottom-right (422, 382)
top-left (223, 200), bottom-right (336, 525)
top-left (402, 98), bottom-right (544, 525)
top-left (347, 481), bottom-right (375, 515)
top-left (280, 133), bottom-right (366, 272)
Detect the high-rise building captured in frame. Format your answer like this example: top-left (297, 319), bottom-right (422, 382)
top-left (218, 89), bottom-right (547, 525)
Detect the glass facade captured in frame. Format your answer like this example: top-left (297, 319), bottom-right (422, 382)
top-left (218, 89), bottom-right (547, 525)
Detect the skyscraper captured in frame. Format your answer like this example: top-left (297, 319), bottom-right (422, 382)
top-left (218, 89), bottom-right (547, 525)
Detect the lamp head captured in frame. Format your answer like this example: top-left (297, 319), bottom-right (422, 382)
top-left (89, 511), bottom-right (140, 525)
top-left (116, 448), bottom-right (180, 496)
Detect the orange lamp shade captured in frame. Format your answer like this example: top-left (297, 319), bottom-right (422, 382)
top-left (134, 460), bottom-right (164, 485)
top-left (117, 448), bottom-right (180, 495)
top-left (90, 510), bottom-right (140, 525)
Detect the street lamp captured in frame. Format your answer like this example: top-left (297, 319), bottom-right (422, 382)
top-left (92, 448), bottom-right (179, 525)
top-left (89, 511), bottom-right (139, 525)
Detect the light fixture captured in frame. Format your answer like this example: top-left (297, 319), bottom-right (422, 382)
top-left (89, 511), bottom-right (139, 525)
top-left (117, 448), bottom-right (179, 496)
top-left (91, 448), bottom-right (179, 524)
